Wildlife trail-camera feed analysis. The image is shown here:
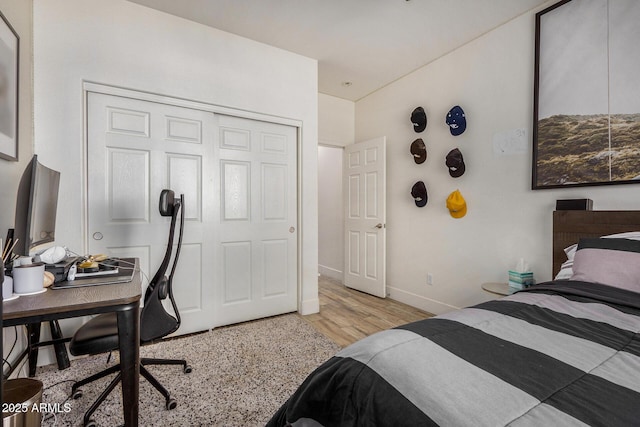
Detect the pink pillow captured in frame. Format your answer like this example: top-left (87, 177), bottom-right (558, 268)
top-left (570, 238), bottom-right (640, 292)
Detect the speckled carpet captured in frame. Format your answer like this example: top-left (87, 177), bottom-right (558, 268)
top-left (35, 314), bottom-right (341, 426)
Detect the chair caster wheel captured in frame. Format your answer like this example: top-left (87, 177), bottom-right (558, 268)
top-left (166, 398), bottom-right (177, 410)
top-left (84, 419), bottom-right (96, 427)
top-left (184, 365), bottom-right (192, 374)
top-left (73, 389), bottom-right (83, 399)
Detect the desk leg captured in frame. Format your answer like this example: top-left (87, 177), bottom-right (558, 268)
top-left (27, 323), bottom-right (41, 377)
top-left (49, 320), bottom-right (71, 371)
top-left (117, 305), bottom-right (140, 427)
top-left (27, 321), bottom-right (70, 376)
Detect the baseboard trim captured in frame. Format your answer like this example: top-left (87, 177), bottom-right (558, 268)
top-left (387, 285), bottom-right (460, 316)
top-left (318, 264), bottom-right (343, 282)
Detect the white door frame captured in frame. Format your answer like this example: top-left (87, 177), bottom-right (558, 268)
top-left (81, 82), bottom-right (306, 314)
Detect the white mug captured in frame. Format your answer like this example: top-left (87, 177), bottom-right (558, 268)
top-left (13, 263), bottom-right (45, 294)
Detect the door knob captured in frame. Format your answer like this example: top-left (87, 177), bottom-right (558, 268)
top-left (289, 227), bottom-right (295, 233)
top-left (92, 232), bottom-right (104, 241)
top-left (374, 223), bottom-right (383, 229)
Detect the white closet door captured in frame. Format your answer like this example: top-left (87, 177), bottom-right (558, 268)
top-left (87, 92), bottom-right (216, 334)
top-left (88, 93), bottom-right (299, 333)
top-left (214, 114), bottom-right (298, 326)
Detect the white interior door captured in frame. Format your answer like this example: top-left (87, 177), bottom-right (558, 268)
top-left (87, 92), bottom-right (216, 335)
top-left (214, 114), bottom-right (298, 326)
top-left (343, 137), bottom-right (386, 298)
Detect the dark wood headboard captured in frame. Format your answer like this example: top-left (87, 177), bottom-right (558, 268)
top-left (553, 210), bottom-right (640, 277)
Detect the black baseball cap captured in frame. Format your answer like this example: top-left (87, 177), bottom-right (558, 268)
top-left (410, 138), bottom-right (427, 164)
top-left (411, 107), bottom-right (427, 133)
top-left (411, 181), bottom-right (428, 207)
top-left (445, 148), bottom-right (465, 178)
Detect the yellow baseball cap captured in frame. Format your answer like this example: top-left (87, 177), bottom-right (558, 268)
top-left (446, 190), bottom-right (467, 218)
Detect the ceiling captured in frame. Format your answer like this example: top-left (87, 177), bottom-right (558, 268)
top-left (128, 0), bottom-right (548, 101)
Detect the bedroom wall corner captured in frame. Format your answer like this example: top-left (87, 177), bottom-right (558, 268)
top-left (318, 93), bottom-right (355, 148)
top-left (318, 93), bottom-right (354, 283)
top-left (355, 2), bottom-right (640, 315)
top-left (318, 145), bottom-right (344, 281)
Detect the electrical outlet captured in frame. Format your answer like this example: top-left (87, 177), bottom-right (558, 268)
top-left (427, 273), bottom-right (433, 285)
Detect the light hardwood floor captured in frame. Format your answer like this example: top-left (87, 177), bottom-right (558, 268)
top-left (300, 275), bottom-right (433, 347)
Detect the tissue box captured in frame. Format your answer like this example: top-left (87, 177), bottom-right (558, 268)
top-left (508, 270), bottom-right (534, 290)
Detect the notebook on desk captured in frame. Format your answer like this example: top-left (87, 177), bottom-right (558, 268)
top-left (51, 258), bottom-right (136, 289)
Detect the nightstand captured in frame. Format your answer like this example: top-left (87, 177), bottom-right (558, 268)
top-left (481, 282), bottom-right (514, 296)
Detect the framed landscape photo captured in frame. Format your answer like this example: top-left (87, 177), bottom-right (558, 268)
top-left (0, 11), bottom-right (18, 161)
top-left (532, 0), bottom-right (640, 189)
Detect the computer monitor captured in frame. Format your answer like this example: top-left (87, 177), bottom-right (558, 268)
top-left (13, 155), bottom-right (61, 256)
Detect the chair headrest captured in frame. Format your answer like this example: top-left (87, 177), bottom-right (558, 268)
top-left (159, 189), bottom-right (177, 217)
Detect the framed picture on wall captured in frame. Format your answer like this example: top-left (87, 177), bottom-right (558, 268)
top-left (532, 0), bottom-right (640, 189)
top-left (0, 11), bottom-right (18, 161)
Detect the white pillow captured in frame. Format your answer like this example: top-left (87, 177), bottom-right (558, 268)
top-left (555, 267), bottom-right (573, 280)
top-left (604, 231), bottom-right (640, 239)
top-left (564, 244), bottom-right (578, 261)
top-left (554, 259), bottom-right (573, 280)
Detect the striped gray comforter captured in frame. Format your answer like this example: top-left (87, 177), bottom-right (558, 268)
top-left (268, 281), bottom-right (640, 426)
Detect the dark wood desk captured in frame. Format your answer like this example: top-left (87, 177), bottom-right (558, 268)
top-left (2, 259), bottom-right (142, 426)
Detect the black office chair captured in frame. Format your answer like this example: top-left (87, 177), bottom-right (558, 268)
top-left (69, 190), bottom-right (191, 427)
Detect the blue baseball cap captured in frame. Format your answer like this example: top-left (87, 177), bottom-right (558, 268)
top-left (445, 106), bottom-right (466, 136)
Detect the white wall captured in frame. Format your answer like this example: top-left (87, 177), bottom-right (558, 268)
top-left (1, 0), bottom-right (32, 378)
top-left (318, 93), bottom-right (355, 147)
top-left (355, 3), bottom-right (640, 314)
top-left (0, 0), bottom-right (33, 238)
top-left (32, 0), bottom-right (319, 319)
top-left (317, 93), bottom-right (353, 281)
top-left (318, 145), bottom-right (343, 280)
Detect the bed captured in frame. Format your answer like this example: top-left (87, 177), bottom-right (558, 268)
top-left (268, 210), bottom-right (640, 426)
